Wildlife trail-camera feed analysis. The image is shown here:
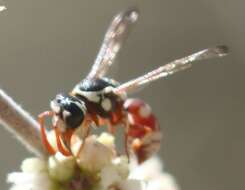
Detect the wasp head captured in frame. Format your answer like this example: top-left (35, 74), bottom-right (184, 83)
top-left (50, 93), bottom-right (86, 131)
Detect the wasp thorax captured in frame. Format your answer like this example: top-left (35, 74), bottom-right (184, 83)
top-left (50, 93), bottom-right (86, 130)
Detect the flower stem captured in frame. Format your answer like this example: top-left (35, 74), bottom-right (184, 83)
top-left (0, 89), bottom-right (48, 158)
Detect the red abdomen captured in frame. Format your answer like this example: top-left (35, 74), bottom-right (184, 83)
top-left (124, 98), bottom-right (159, 138)
top-left (124, 98), bottom-right (161, 163)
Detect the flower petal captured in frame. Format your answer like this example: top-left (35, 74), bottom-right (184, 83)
top-left (118, 180), bottom-right (146, 190)
top-left (129, 156), bottom-right (163, 180)
top-left (146, 174), bottom-right (180, 190)
top-left (21, 158), bottom-right (47, 173)
top-left (48, 152), bottom-right (76, 182)
top-left (74, 135), bottom-right (114, 172)
top-left (100, 165), bottom-right (122, 189)
top-left (7, 172), bottom-right (56, 190)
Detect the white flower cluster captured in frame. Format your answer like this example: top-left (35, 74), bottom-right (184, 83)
top-left (7, 132), bottom-right (179, 190)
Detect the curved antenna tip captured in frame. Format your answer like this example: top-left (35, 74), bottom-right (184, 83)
top-left (119, 7), bottom-right (139, 23)
top-left (215, 45), bottom-right (229, 57)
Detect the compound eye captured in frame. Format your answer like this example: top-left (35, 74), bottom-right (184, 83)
top-left (63, 109), bottom-right (85, 129)
top-left (62, 110), bottom-right (71, 120)
top-left (62, 100), bottom-right (86, 129)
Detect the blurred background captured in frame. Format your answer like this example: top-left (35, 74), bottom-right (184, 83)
top-left (0, 0), bottom-right (244, 189)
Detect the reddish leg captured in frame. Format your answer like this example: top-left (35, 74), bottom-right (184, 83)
top-left (75, 129), bottom-right (90, 158)
top-left (107, 122), bottom-right (116, 134)
top-left (54, 127), bottom-right (72, 156)
top-left (38, 111), bottom-right (56, 155)
top-left (143, 126), bottom-right (153, 134)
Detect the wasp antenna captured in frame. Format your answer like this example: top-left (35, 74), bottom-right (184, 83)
top-left (187, 45), bottom-right (229, 62)
top-left (87, 8), bottom-right (139, 79)
top-left (121, 7), bottom-right (139, 23)
top-left (114, 45), bottom-right (229, 94)
top-left (213, 45), bottom-right (229, 56)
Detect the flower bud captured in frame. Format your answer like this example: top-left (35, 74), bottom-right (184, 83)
top-left (73, 135), bottom-right (113, 172)
top-left (97, 132), bottom-right (116, 150)
top-left (112, 156), bottom-right (129, 179)
top-left (21, 158), bottom-right (47, 173)
top-left (48, 152), bottom-right (76, 182)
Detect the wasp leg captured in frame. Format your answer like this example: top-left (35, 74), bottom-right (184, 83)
top-left (98, 117), bottom-right (115, 134)
top-left (38, 111), bottom-right (56, 155)
top-left (124, 132), bottom-right (130, 162)
top-left (108, 123), bottom-right (116, 134)
top-left (75, 128), bottom-right (90, 158)
top-left (122, 120), bottom-right (130, 161)
top-left (75, 116), bottom-right (91, 158)
top-left (143, 126), bottom-right (153, 134)
top-left (54, 127), bottom-right (72, 156)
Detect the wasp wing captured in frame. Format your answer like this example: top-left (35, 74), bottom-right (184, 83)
top-left (87, 8), bottom-right (139, 79)
top-left (114, 45), bottom-right (229, 94)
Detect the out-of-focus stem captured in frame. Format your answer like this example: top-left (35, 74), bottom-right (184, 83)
top-left (0, 89), bottom-right (48, 158)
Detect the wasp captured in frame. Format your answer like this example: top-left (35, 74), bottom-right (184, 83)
top-left (38, 8), bottom-right (228, 163)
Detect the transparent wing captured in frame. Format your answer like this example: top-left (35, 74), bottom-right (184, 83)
top-left (114, 45), bottom-right (229, 94)
top-left (87, 8), bottom-right (139, 79)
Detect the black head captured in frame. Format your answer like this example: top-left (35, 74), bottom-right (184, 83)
top-left (50, 93), bottom-right (86, 130)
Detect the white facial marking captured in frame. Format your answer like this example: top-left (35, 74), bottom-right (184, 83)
top-left (101, 98), bottom-right (112, 111)
top-left (50, 101), bottom-right (60, 113)
top-left (63, 110), bottom-right (71, 119)
top-left (139, 104), bottom-right (152, 118)
top-left (61, 97), bottom-right (72, 105)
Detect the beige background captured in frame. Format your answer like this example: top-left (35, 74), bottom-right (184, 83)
top-left (0, 0), bottom-right (244, 190)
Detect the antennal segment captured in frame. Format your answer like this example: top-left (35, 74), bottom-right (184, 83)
top-left (114, 45), bottom-right (229, 94)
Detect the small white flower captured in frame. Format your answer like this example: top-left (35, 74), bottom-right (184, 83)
top-left (129, 156), bottom-right (180, 190)
top-left (100, 165), bottom-right (123, 189)
top-left (7, 132), bottom-right (180, 190)
top-left (146, 174), bottom-right (179, 190)
top-left (7, 172), bottom-right (56, 190)
top-left (129, 156), bottom-right (163, 180)
top-left (112, 156), bottom-right (129, 179)
top-left (48, 152), bottom-right (76, 182)
top-left (99, 156), bottom-right (130, 190)
top-left (73, 135), bottom-right (114, 172)
top-left (100, 166), bottom-right (146, 190)
top-left (21, 158), bottom-right (47, 173)
top-left (117, 180), bottom-right (146, 190)
top-left (8, 158), bottom-right (59, 190)
top-left (97, 132), bottom-right (116, 151)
